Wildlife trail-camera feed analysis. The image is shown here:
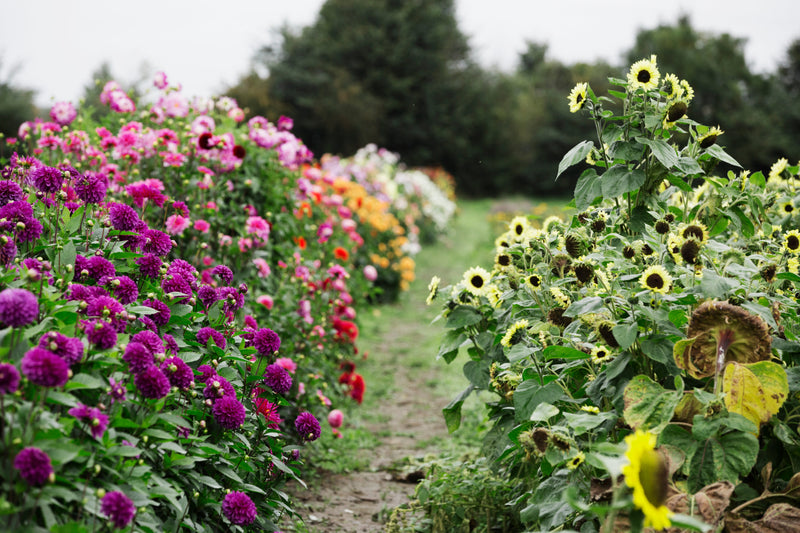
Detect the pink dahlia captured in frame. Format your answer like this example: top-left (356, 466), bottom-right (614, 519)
top-left (49, 101), bottom-right (77, 126)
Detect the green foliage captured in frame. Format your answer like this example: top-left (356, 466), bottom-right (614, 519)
top-left (0, 59), bottom-right (37, 137)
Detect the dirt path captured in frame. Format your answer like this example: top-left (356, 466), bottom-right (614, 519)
top-left (286, 200), bottom-right (500, 532)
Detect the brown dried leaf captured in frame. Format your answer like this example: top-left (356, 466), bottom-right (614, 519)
top-left (667, 481), bottom-right (735, 533)
top-left (725, 503), bottom-right (800, 533)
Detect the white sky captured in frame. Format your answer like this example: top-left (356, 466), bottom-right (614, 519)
top-left (1, 0), bottom-right (798, 109)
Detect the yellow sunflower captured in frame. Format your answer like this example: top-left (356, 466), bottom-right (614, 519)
top-left (770, 157), bottom-right (789, 180)
top-left (568, 82), bottom-right (589, 113)
top-left (697, 126), bottom-right (724, 149)
top-left (542, 215), bottom-right (563, 233)
top-left (463, 266), bottom-right (492, 296)
top-left (567, 451), bottom-right (585, 470)
top-left (788, 257), bottom-right (799, 275)
top-left (662, 73), bottom-right (682, 99)
top-left (622, 430), bottom-right (672, 531)
top-left (509, 216), bottom-right (529, 241)
top-left (781, 201), bottom-right (795, 216)
top-left (680, 79), bottom-right (694, 102)
top-left (678, 222), bottom-right (708, 245)
top-left (627, 57), bottom-right (660, 91)
top-left (590, 345), bottom-right (614, 365)
top-left (784, 230), bottom-right (800, 254)
top-left (495, 251), bottom-right (513, 271)
top-left (580, 405), bottom-right (600, 414)
top-left (426, 276), bottom-right (441, 305)
top-left (550, 286), bottom-right (571, 307)
top-left (500, 319), bottom-right (529, 348)
top-left (640, 265), bottom-right (672, 294)
top-left (525, 273), bottom-right (543, 291)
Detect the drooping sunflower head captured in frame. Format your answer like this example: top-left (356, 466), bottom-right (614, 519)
top-left (760, 263), bottom-right (777, 283)
top-left (590, 215), bottom-right (607, 233)
top-left (697, 126), bottom-right (724, 149)
top-left (680, 238), bottom-right (702, 265)
top-left (622, 430), bottom-right (672, 531)
top-left (547, 307), bottom-right (573, 329)
top-left (568, 82), bottom-right (589, 113)
top-left (550, 253), bottom-right (573, 278)
top-left (627, 57), bottom-right (661, 91)
top-left (654, 219), bottom-right (670, 235)
top-left (462, 266), bottom-right (491, 297)
top-left (784, 230), bottom-right (800, 254)
top-left (596, 320), bottom-right (620, 348)
top-left (641, 242), bottom-right (655, 258)
top-left (640, 265), bottom-right (672, 294)
top-left (573, 261), bottom-right (595, 284)
top-left (665, 100), bottom-right (688, 123)
top-left (678, 300), bottom-right (772, 379)
top-left (501, 319), bottom-right (529, 348)
top-left (564, 233), bottom-right (584, 259)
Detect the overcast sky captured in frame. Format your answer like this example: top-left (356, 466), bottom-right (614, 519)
top-left (1, 0), bottom-right (798, 109)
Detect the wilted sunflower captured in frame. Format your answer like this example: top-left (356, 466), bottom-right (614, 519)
top-left (564, 233), bottom-right (584, 258)
top-left (760, 263), bottom-right (777, 283)
top-left (627, 57), bottom-right (660, 91)
top-left (596, 321), bottom-right (620, 348)
top-left (665, 100), bottom-right (688, 124)
top-left (568, 82), bottom-right (589, 113)
top-left (426, 275), bottom-right (441, 305)
top-left (501, 319), bottom-right (529, 348)
top-left (550, 253), bottom-right (573, 278)
top-left (622, 430), bottom-right (672, 531)
top-left (462, 266), bottom-right (491, 296)
top-left (573, 261), bottom-right (595, 284)
top-left (680, 238), bottom-right (702, 265)
top-left (785, 230), bottom-right (800, 254)
top-left (640, 265), bottom-right (672, 294)
top-left (547, 307), bottom-right (573, 329)
top-left (697, 126), bottom-right (724, 149)
top-left (677, 300), bottom-right (771, 379)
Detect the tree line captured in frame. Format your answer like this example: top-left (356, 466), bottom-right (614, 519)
top-left (3, 1), bottom-right (798, 197)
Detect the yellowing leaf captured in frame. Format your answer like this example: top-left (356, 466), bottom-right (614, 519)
top-left (747, 361), bottom-right (789, 415)
top-left (722, 362), bottom-right (770, 433)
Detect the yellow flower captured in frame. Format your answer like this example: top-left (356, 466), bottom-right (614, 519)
top-left (567, 451), bottom-right (585, 470)
top-left (525, 273), bottom-right (543, 291)
top-left (770, 157), bottom-right (789, 180)
top-left (501, 319), bottom-right (529, 348)
top-left (580, 405), bottom-right (600, 414)
top-left (781, 201), bottom-right (795, 216)
top-left (697, 126), bottom-right (724, 149)
top-left (678, 222), bottom-right (708, 245)
top-left (788, 257), bottom-right (799, 275)
top-left (550, 286), bottom-right (571, 307)
top-left (622, 430), bottom-right (672, 530)
top-left (509, 216), bottom-right (529, 241)
top-left (662, 73), bottom-right (682, 99)
top-left (590, 345), bottom-right (614, 365)
top-left (542, 215), bottom-right (563, 233)
top-left (784, 230), bottom-right (800, 254)
top-left (627, 57), bottom-right (660, 91)
top-left (463, 266), bottom-right (491, 296)
top-left (680, 79), bottom-right (694, 102)
top-left (640, 265), bottom-right (672, 294)
top-left (568, 82), bottom-right (589, 113)
top-left (426, 276), bottom-right (441, 305)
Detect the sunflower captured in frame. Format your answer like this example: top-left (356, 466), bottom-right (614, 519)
top-left (495, 251), bottom-right (513, 270)
top-left (662, 73), bottom-right (682, 99)
top-left (591, 345), bottom-right (614, 365)
top-left (501, 319), bottom-right (529, 348)
top-left (679, 222), bottom-right (708, 244)
top-left (550, 286), bottom-right (571, 307)
top-left (567, 451), bottom-right (585, 470)
top-left (781, 201), bottom-right (795, 216)
top-left (640, 265), bottom-right (672, 294)
top-left (788, 257), bottom-right (800, 275)
top-left (463, 267), bottom-right (491, 296)
top-left (680, 79), bottom-right (695, 102)
top-left (627, 57), bottom-right (660, 91)
top-left (426, 276), bottom-right (441, 305)
top-left (665, 100), bottom-right (688, 123)
top-left (542, 215), bottom-right (563, 233)
top-left (580, 405), bottom-right (600, 414)
top-left (680, 238), bottom-right (702, 265)
top-left (770, 157), bottom-right (789, 180)
top-left (509, 216), bottom-right (529, 241)
top-left (525, 273), bottom-right (543, 291)
top-left (568, 82), bottom-right (589, 113)
top-left (784, 230), bottom-right (800, 254)
top-left (622, 430), bottom-right (672, 531)
top-left (495, 234), bottom-right (511, 249)
top-left (697, 126), bottom-right (724, 149)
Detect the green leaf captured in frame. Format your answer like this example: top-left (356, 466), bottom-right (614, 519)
top-left (437, 329), bottom-right (467, 363)
top-left (623, 375), bottom-right (682, 433)
top-left (612, 323), bottom-right (638, 350)
top-left (543, 345), bottom-right (590, 361)
top-left (637, 136), bottom-right (678, 168)
top-left (687, 428), bottom-right (758, 493)
top-left (601, 166), bottom-right (646, 198)
top-left (514, 380), bottom-right (565, 422)
top-left (128, 305), bottom-right (161, 316)
top-left (705, 144), bottom-right (741, 167)
top-left (731, 206), bottom-right (754, 238)
top-left (445, 305), bottom-right (483, 328)
top-left (609, 139), bottom-right (644, 160)
top-left (529, 402), bottom-right (559, 422)
top-left (776, 272), bottom-right (800, 282)
top-left (564, 296), bottom-right (605, 317)
top-left (708, 216), bottom-right (729, 237)
top-left (574, 169), bottom-right (602, 210)
top-left (557, 140), bottom-right (593, 179)
top-left (563, 411), bottom-right (616, 436)
top-left (66, 373), bottom-right (106, 390)
top-left (669, 513), bottom-right (712, 532)
top-left (442, 385), bottom-right (475, 433)
top-left (675, 157), bottom-right (704, 175)
top-left (507, 343), bottom-right (534, 363)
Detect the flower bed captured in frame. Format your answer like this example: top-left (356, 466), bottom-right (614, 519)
top-left (431, 57), bottom-right (800, 532)
top-left (0, 71), bottom-right (455, 530)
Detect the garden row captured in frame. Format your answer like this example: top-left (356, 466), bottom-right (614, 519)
top-left (425, 57), bottom-right (800, 532)
top-left (0, 73), bottom-right (455, 532)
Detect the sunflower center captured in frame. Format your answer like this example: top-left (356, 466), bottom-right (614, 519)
top-left (529, 275), bottom-right (541, 287)
top-left (515, 224), bottom-right (524, 235)
top-left (498, 255), bottom-right (511, 266)
top-left (787, 205), bottom-right (794, 213)
top-left (470, 275), bottom-right (484, 288)
top-left (576, 93), bottom-right (584, 104)
top-left (637, 69), bottom-right (651, 83)
top-left (683, 225), bottom-right (704, 240)
top-left (646, 274), bottom-right (665, 289)
top-left (789, 235), bottom-right (800, 250)
top-left (638, 449), bottom-right (668, 507)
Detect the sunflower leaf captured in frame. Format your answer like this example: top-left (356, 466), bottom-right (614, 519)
top-left (704, 144), bottom-right (741, 167)
top-left (601, 165), bottom-right (646, 198)
top-left (636, 136), bottom-right (678, 169)
top-left (557, 140), bottom-right (594, 179)
top-left (623, 375), bottom-right (682, 434)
